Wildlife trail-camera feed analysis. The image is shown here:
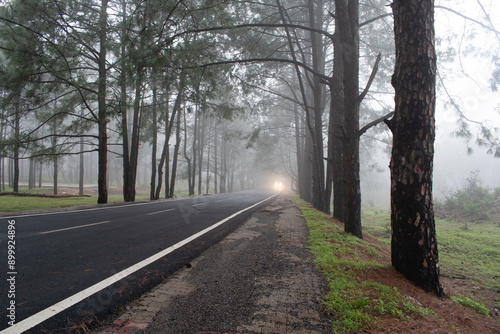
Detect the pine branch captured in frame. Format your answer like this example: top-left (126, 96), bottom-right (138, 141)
top-left (359, 111), bottom-right (394, 137)
top-left (357, 53), bottom-right (382, 104)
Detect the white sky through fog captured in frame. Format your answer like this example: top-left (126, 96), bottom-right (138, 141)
top-left (433, 0), bottom-right (500, 195)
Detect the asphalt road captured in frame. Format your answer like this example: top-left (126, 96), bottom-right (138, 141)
top-left (0, 189), bottom-right (277, 333)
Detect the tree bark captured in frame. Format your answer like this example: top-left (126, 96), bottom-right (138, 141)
top-left (214, 124), bottom-right (218, 194)
top-left (390, 0), bottom-right (444, 297)
top-left (0, 108), bottom-right (4, 191)
top-left (205, 125), bottom-right (211, 194)
top-left (13, 98), bottom-right (20, 193)
top-left (156, 83), bottom-right (183, 200)
top-left (335, 0), bottom-right (362, 238)
top-left (150, 81), bottom-right (158, 200)
top-left (79, 108), bottom-right (85, 196)
top-left (123, 66), bottom-right (144, 202)
top-left (329, 22), bottom-right (345, 223)
top-left (169, 100), bottom-right (182, 198)
top-left (97, 0), bottom-right (109, 204)
top-left (308, 0), bottom-right (327, 213)
top-left (198, 113), bottom-right (205, 195)
top-left (183, 106), bottom-right (193, 195)
top-left (53, 155), bottom-right (58, 195)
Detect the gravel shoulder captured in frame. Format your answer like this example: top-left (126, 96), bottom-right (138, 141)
top-left (98, 193), bottom-right (332, 334)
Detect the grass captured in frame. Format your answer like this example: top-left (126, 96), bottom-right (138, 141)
top-left (0, 184), bottom-right (196, 213)
top-left (450, 295), bottom-right (490, 316)
top-left (295, 197), bottom-right (434, 333)
top-left (362, 208), bottom-right (500, 317)
top-left (0, 186), bottom-right (150, 212)
top-left (0, 194), bottom-right (138, 212)
top-left (363, 209), bottom-right (500, 292)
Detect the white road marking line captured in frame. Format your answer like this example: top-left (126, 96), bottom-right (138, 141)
top-left (2, 193), bottom-right (278, 334)
top-left (147, 208), bottom-right (175, 216)
top-left (192, 203), bottom-right (206, 207)
top-left (39, 221), bottom-right (111, 235)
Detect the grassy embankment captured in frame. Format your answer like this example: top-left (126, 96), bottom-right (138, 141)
top-left (294, 196), bottom-right (435, 333)
top-left (295, 193), bottom-right (499, 333)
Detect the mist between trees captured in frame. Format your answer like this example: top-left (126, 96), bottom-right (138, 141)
top-left (1, 0), bottom-right (499, 296)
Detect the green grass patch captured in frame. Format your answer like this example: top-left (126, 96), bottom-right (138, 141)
top-left (437, 220), bottom-right (500, 290)
top-left (362, 207), bottom-right (500, 304)
top-left (0, 194), bottom-right (150, 212)
top-left (294, 196), bottom-right (434, 333)
top-left (450, 295), bottom-right (490, 316)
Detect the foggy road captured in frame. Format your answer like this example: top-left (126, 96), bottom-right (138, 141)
top-left (0, 190), bottom-right (277, 333)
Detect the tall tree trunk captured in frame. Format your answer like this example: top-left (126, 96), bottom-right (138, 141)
top-left (205, 126), bottom-right (211, 194)
top-left (124, 67), bottom-right (144, 202)
top-left (53, 155), bottom-right (58, 195)
top-left (158, 84), bottom-right (183, 199)
top-left (156, 84), bottom-right (182, 200)
top-left (150, 81), bottom-right (158, 200)
top-left (190, 104), bottom-right (198, 196)
top-left (12, 98), bottom-right (20, 193)
top-left (79, 107), bottom-right (85, 196)
top-left (164, 142), bottom-right (170, 198)
top-left (9, 157), bottom-right (13, 189)
top-left (38, 161), bottom-right (42, 188)
top-left (329, 18), bottom-right (345, 223)
top-left (219, 129), bottom-right (226, 194)
top-left (52, 116), bottom-right (58, 196)
top-left (120, 0), bottom-right (131, 203)
top-left (335, 0), bottom-right (362, 238)
top-left (1, 157), bottom-right (4, 191)
top-left (389, 0), bottom-right (444, 297)
top-left (97, 0), bottom-right (109, 204)
top-left (29, 158), bottom-right (34, 189)
top-left (0, 108), bottom-right (4, 191)
top-left (169, 100), bottom-right (182, 198)
top-left (183, 106), bottom-right (193, 195)
top-left (197, 113), bottom-right (205, 195)
top-left (308, 0), bottom-right (327, 213)
top-left (214, 125), bottom-right (218, 194)
top-left (79, 137), bottom-right (84, 196)
top-left (293, 103), bottom-right (303, 196)
top-left (277, 1), bottom-right (314, 204)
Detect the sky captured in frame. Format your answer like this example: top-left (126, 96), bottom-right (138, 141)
top-left (433, 0), bottom-right (500, 193)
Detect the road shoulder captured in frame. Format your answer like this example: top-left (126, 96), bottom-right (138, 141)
top-left (99, 194), bottom-right (332, 334)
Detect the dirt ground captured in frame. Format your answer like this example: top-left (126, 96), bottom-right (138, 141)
top-left (357, 233), bottom-right (500, 334)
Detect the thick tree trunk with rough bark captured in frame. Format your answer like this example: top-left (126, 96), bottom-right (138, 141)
top-left (335, 0), bottom-right (362, 238)
top-left (330, 18), bottom-right (345, 223)
top-left (389, 0), bottom-right (444, 297)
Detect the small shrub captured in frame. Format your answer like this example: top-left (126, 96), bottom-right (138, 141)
top-left (442, 170), bottom-right (495, 220)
